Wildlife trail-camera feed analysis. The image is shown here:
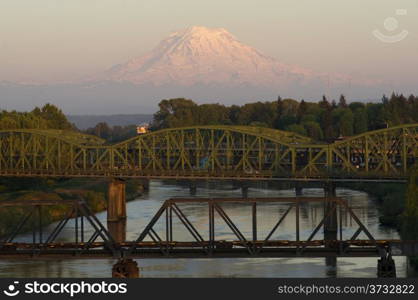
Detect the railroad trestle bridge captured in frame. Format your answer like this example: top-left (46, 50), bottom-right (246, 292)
top-left (0, 197), bottom-right (417, 278)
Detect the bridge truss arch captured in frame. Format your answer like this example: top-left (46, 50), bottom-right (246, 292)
top-left (0, 129), bottom-right (105, 177)
top-left (1, 124), bottom-right (417, 179)
top-left (293, 124), bottom-right (418, 178)
top-left (0, 126), bottom-right (307, 178)
top-left (107, 126), bottom-right (308, 178)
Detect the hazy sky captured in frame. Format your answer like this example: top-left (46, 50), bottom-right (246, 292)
top-left (0, 0), bottom-right (417, 88)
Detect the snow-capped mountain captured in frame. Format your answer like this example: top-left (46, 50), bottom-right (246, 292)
top-left (95, 26), bottom-right (327, 87)
top-left (1, 26), bottom-right (385, 114)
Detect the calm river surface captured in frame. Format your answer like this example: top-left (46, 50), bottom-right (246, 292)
top-left (0, 180), bottom-right (416, 278)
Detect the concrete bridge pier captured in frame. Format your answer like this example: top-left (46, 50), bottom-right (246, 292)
top-left (325, 256), bottom-right (337, 276)
top-left (139, 178), bottom-right (150, 192)
top-left (294, 182), bottom-right (303, 196)
top-left (323, 183), bottom-right (337, 241)
top-left (112, 259), bottom-right (139, 278)
top-left (377, 247), bottom-right (397, 277)
top-left (323, 182), bottom-right (337, 236)
top-left (323, 182), bottom-right (336, 198)
top-left (107, 178), bottom-right (127, 243)
top-left (241, 185), bottom-right (249, 198)
top-left (323, 182), bottom-right (337, 270)
top-left (189, 181), bottom-right (197, 196)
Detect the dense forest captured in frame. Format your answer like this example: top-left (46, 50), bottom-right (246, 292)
top-left (151, 93), bottom-right (418, 141)
top-left (83, 123), bottom-right (137, 143)
top-left (2, 94), bottom-right (418, 143)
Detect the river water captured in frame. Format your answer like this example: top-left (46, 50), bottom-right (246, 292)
top-left (0, 180), bottom-right (416, 278)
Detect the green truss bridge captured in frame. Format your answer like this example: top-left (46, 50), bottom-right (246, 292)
top-left (0, 124), bottom-right (417, 181)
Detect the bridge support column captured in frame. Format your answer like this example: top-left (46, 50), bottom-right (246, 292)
top-left (139, 178), bottom-right (150, 192)
top-left (323, 182), bottom-right (336, 198)
top-left (241, 185), bottom-right (249, 198)
top-left (107, 178), bottom-right (127, 243)
top-left (324, 182), bottom-right (337, 270)
top-left (377, 248), bottom-right (396, 277)
top-left (324, 182), bottom-right (337, 236)
top-left (325, 256), bottom-right (337, 275)
top-left (295, 182), bottom-right (303, 196)
top-left (112, 259), bottom-right (139, 278)
top-left (189, 181), bottom-right (197, 196)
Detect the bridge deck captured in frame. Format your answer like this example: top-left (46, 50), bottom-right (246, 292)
top-left (0, 240), bottom-right (417, 259)
top-left (0, 170), bottom-right (410, 182)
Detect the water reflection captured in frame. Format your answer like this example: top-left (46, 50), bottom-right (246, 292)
top-left (0, 180), bottom-right (414, 278)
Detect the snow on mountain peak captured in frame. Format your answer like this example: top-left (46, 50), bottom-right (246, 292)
top-left (98, 26), bottom-right (318, 87)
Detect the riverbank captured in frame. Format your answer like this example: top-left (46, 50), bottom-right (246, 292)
top-left (341, 182), bottom-right (406, 228)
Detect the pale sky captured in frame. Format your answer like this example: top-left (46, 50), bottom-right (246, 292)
top-left (0, 0), bottom-right (417, 90)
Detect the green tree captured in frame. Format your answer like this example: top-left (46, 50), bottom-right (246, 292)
top-left (32, 103), bottom-right (73, 130)
top-left (348, 101), bottom-right (365, 112)
top-left (404, 173), bottom-right (418, 218)
top-left (276, 115), bottom-right (298, 130)
top-left (228, 105), bottom-right (241, 124)
top-left (152, 98), bottom-right (198, 129)
top-left (0, 107), bottom-right (64, 130)
top-left (91, 122), bottom-right (111, 140)
top-left (0, 116), bottom-right (18, 129)
top-left (147, 94), bottom-right (418, 141)
top-left (401, 172), bottom-right (418, 245)
top-left (353, 107), bottom-right (368, 134)
top-left (236, 102), bottom-right (276, 126)
top-left (285, 124), bottom-right (307, 136)
top-left (366, 103), bottom-right (386, 130)
top-left (338, 94), bottom-right (348, 108)
top-left (319, 96), bottom-right (334, 140)
top-left (300, 114), bottom-right (318, 123)
top-left (303, 121), bottom-right (323, 140)
top-left (332, 108), bottom-right (353, 136)
top-left (297, 99), bottom-right (308, 122)
top-left (197, 104), bottom-right (229, 125)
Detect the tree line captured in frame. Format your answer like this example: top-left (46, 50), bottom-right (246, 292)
top-left (83, 123), bottom-right (137, 143)
top-left (2, 93), bottom-right (418, 143)
top-left (151, 93), bottom-right (418, 141)
top-left (0, 103), bottom-right (137, 143)
top-left (0, 103), bottom-right (73, 130)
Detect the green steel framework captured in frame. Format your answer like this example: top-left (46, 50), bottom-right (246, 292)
top-left (0, 124), bottom-right (417, 179)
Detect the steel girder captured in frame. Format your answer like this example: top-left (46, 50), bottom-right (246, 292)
top-left (0, 124), bottom-right (417, 179)
top-left (292, 124), bottom-right (418, 178)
